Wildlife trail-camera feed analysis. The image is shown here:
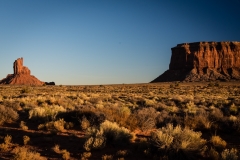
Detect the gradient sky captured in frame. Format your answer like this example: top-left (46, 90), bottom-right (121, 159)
top-left (0, 0), bottom-right (240, 85)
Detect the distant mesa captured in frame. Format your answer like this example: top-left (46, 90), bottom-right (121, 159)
top-left (0, 57), bottom-right (44, 85)
top-left (151, 41), bottom-right (240, 82)
top-left (45, 82), bottom-right (55, 85)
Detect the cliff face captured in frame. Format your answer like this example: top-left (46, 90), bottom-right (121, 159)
top-left (0, 58), bottom-right (44, 85)
top-left (151, 41), bottom-right (240, 82)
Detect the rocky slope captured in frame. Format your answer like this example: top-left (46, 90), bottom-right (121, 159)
top-left (151, 41), bottom-right (240, 82)
top-left (0, 58), bottom-right (44, 85)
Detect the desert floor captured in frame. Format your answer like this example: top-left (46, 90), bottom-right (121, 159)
top-left (0, 82), bottom-right (239, 160)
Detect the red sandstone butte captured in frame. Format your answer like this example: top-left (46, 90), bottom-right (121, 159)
top-left (151, 41), bottom-right (240, 82)
top-left (0, 57), bottom-right (44, 85)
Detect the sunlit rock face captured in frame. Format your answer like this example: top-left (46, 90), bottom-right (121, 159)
top-left (151, 41), bottom-right (240, 82)
top-left (0, 57), bottom-right (44, 85)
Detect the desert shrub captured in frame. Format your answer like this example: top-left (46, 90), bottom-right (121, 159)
top-left (83, 128), bottom-right (106, 151)
top-left (184, 111), bottom-right (212, 130)
top-left (233, 115), bottom-right (240, 132)
top-left (20, 121), bottom-right (28, 130)
top-left (57, 109), bottom-right (105, 127)
top-left (80, 116), bottom-right (90, 130)
top-left (150, 124), bottom-right (206, 154)
top-left (221, 148), bottom-right (238, 160)
top-left (156, 110), bottom-right (169, 123)
top-left (210, 107), bottom-right (224, 121)
top-left (0, 105), bottom-right (18, 125)
top-left (126, 107), bottom-right (158, 131)
top-left (81, 152), bottom-right (91, 160)
top-left (38, 118), bottom-right (73, 132)
top-left (23, 135), bottom-right (30, 145)
top-left (184, 101), bottom-right (198, 114)
top-left (102, 154), bottom-right (113, 160)
top-left (84, 120), bottom-right (132, 151)
top-left (209, 147), bottom-right (220, 160)
top-left (99, 104), bottom-right (131, 127)
top-left (100, 120), bottom-right (133, 146)
top-left (29, 105), bottom-right (66, 121)
top-left (52, 144), bottom-right (71, 160)
top-left (210, 135), bottom-right (227, 150)
top-left (12, 146), bottom-right (46, 160)
top-left (229, 103), bottom-right (238, 115)
top-left (20, 87), bottom-right (31, 94)
top-left (0, 135), bottom-right (12, 151)
top-left (116, 149), bottom-right (129, 157)
top-left (229, 115), bottom-right (237, 122)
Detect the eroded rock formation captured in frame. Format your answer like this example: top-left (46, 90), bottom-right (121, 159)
top-left (13, 57), bottom-right (31, 75)
top-left (151, 41), bottom-right (240, 82)
top-left (0, 58), bottom-right (44, 85)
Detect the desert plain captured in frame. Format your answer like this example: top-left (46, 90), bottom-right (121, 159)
top-left (0, 82), bottom-right (239, 159)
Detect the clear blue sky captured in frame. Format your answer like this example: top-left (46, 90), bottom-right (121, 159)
top-left (0, 0), bottom-right (239, 85)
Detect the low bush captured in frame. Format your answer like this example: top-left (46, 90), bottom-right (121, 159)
top-left (0, 135), bottom-right (12, 151)
top-left (150, 123), bottom-right (206, 157)
top-left (0, 105), bottom-right (18, 125)
top-left (23, 135), bottom-right (30, 145)
top-left (12, 146), bottom-right (47, 160)
top-left (84, 120), bottom-right (133, 151)
top-left (29, 105), bottom-right (66, 121)
top-left (209, 147), bottom-right (219, 160)
top-left (221, 148), bottom-right (238, 160)
top-left (83, 128), bottom-right (106, 151)
top-left (100, 120), bottom-right (133, 146)
top-left (52, 144), bottom-right (71, 160)
top-left (57, 110), bottom-right (105, 127)
top-left (81, 152), bottom-right (92, 160)
top-left (38, 118), bottom-right (73, 132)
top-left (20, 121), bottom-right (28, 130)
top-left (210, 135), bottom-right (227, 150)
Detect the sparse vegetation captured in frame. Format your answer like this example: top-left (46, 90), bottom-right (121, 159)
top-left (0, 82), bottom-right (239, 159)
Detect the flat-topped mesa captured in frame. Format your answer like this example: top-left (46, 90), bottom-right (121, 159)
top-left (170, 41), bottom-right (240, 71)
top-left (151, 41), bottom-right (240, 82)
top-left (13, 58), bottom-right (31, 75)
